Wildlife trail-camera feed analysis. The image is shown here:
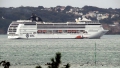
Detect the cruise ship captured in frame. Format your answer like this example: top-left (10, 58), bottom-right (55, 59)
top-left (7, 14), bottom-right (108, 39)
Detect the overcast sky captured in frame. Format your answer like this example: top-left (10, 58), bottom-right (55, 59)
top-left (0, 0), bottom-right (120, 8)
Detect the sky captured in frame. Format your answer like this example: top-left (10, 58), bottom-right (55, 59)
top-left (0, 0), bottom-right (120, 8)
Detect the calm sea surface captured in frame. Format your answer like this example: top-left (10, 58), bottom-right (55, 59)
top-left (0, 35), bottom-right (120, 67)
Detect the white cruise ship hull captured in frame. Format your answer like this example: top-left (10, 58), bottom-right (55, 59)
top-left (8, 30), bottom-right (108, 39)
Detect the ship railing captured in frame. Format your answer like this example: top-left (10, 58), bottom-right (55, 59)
top-left (16, 20), bottom-right (32, 22)
top-left (85, 21), bottom-right (100, 24)
top-left (8, 34), bottom-right (19, 36)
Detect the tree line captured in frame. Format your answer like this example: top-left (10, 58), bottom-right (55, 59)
top-left (0, 6), bottom-right (120, 34)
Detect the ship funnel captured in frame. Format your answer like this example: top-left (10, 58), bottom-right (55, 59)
top-left (29, 13), bottom-right (43, 22)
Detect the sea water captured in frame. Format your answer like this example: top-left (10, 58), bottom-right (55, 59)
top-left (0, 35), bottom-right (120, 68)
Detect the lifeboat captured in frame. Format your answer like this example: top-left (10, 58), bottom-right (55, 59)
top-left (43, 30), bottom-right (47, 33)
top-left (72, 30), bottom-right (77, 33)
top-left (37, 30), bottom-right (42, 33)
top-left (58, 30), bottom-right (62, 33)
top-left (67, 30), bottom-right (71, 33)
top-left (75, 35), bottom-right (83, 39)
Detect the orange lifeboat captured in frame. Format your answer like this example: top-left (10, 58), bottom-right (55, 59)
top-left (67, 30), bottom-right (71, 33)
top-left (72, 30), bottom-right (77, 33)
top-left (37, 30), bottom-right (42, 33)
top-left (58, 30), bottom-right (62, 33)
top-left (43, 30), bottom-right (47, 33)
top-left (75, 35), bottom-right (83, 39)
